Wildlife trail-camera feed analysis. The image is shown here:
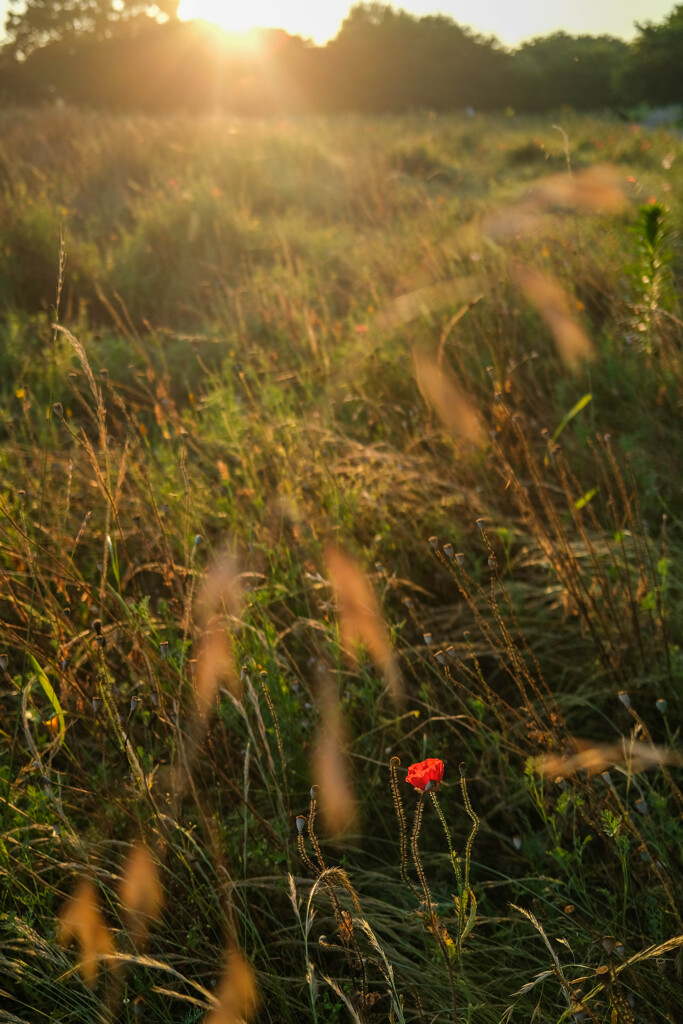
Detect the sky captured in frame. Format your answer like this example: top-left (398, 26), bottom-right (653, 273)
top-left (175, 0), bottom-right (676, 47)
top-left (0, 1), bottom-right (676, 50)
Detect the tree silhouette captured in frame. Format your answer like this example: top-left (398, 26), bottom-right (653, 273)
top-left (2, 0), bottom-right (683, 114)
top-left (4, 0), bottom-right (179, 58)
top-left (511, 33), bottom-right (629, 112)
top-left (621, 4), bottom-right (683, 105)
top-left (323, 3), bottom-right (511, 112)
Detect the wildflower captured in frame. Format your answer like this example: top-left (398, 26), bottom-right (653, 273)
top-left (405, 757), bottom-right (444, 792)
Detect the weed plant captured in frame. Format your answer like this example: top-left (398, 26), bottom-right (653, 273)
top-left (0, 107), bottom-right (681, 1023)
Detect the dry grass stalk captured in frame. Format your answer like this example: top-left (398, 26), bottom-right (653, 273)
top-left (53, 324), bottom-right (103, 414)
top-left (530, 164), bottom-right (627, 214)
top-left (58, 879), bottom-right (115, 985)
top-left (325, 545), bottom-right (401, 700)
top-left (377, 276), bottom-right (481, 330)
top-left (541, 738), bottom-right (683, 778)
top-left (482, 164), bottom-right (626, 241)
top-left (313, 669), bottom-right (358, 837)
top-left (481, 205), bottom-right (544, 240)
top-left (119, 843), bottom-right (163, 947)
top-left (513, 264), bottom-right (595, 369)
top-left (195, 555), bottom-right (244, 705)
top-left (196, 554), bottom-right (243, 626)
top-left (196, 626), bottom-right (240, 709)
top-left (206, 943), bottom-right (259, 1024)
top-left (413, 351), bottom-right (485, 446)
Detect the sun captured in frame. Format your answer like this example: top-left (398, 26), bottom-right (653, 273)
top-left (176, 0), bottom-right (342, 44)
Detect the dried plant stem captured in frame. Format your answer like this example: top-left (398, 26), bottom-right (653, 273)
top-left (96, 649), bottom-right (146, 794)
top-left (429, 791), bottom-right (462, 891)
top-left (429, 788), bottom-right (469, 958)
top-left (307, 791), bottom-right (326, 873)
top-left (410, 795), bottom-right (432, 924)
top-left (411, 794), bottom-right (458, 1023)
top-left (459, 767), bottom-right (479, 900)
top-left (305, 800), bottom-right (368, 1005)
top-left (260, 670), bottom-right (290, 814)
top-left (297, 831), bottom-right (318, 876)
top-left (625, 703), bottom-right (683, 821)
top-left (390, 757), bottom-right (420, 898)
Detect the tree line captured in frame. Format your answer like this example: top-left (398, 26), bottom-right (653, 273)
top-left (1, 1), bottom-right (681, 114)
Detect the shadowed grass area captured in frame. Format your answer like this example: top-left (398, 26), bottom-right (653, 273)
top-left (0, 107), bottom-right (681, 1024)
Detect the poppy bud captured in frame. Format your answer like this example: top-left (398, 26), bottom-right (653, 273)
top-left (596, 966), bottom-right (610, 988)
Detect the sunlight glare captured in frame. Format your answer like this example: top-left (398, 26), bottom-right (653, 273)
top-left (177, 0), bottom-right (342, 44)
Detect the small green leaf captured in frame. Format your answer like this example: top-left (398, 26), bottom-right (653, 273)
top-left (657, 557), bottom-right (670, 586)
top-left (551, 393), bottom-right (592, 446)
top-left (574, 486), bottom-right (598, 510)
top-left (28, 654), bottom-right (66, 743)
top-left (460, 891), bottom-right (478, 942)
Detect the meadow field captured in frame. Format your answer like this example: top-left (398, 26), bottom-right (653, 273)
top-left (0, 106), bottom-right (682, 1023)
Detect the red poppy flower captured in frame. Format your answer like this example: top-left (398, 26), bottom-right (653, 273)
top-left (405, 757), bottom-right (444, 792)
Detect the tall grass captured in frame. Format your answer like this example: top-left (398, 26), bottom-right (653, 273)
top-left (0, 106), bottom-right (681, 1023)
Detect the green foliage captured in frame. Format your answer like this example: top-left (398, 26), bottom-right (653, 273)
top-left (4, 0), bottom-right (178, 58)
top-left (628, 202), bottom-right (678, 352)
top-left (621, 4), bottom-right (683, 106)
top-left (513, 32), bottom-right (629, 112)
